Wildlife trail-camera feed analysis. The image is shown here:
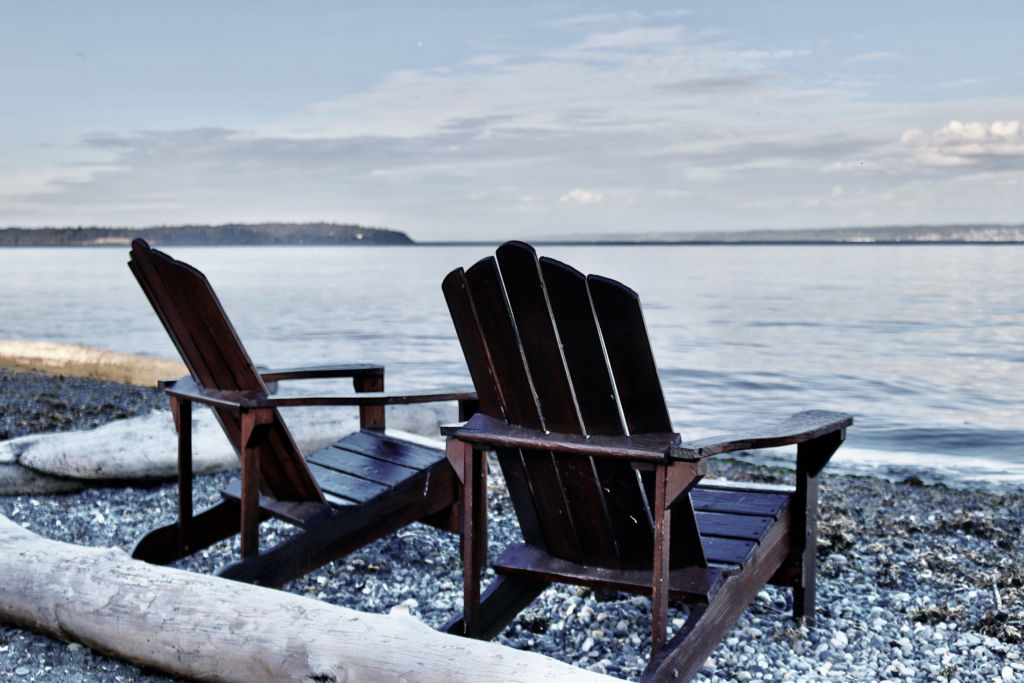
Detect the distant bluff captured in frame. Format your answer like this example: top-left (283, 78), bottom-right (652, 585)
top-left (0, 223), bottom-right (413, 246)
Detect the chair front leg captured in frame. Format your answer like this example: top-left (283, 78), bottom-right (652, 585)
top-left (239, 408), bottom-right (274, 559)
top-left (793, 428), bottom-right (845, 621)
top-left (651, 463), bottom-right (672, 655)
top-left (645, 458), bottom-right (704, 656)
top-left (172, 396), bottom-right (194, 556)
top-left (448, 438), bottom-right (488, 637)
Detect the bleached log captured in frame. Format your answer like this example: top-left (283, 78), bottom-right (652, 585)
top-left (0, 515), bottom-right (613, 682)
top-left (0, 339), bottom-right (186, 387)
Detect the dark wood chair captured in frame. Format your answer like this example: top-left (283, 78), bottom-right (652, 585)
top-left (128, 238), bottom-right (477, 587)
top-left (441, 241), bottom-right (852, 681)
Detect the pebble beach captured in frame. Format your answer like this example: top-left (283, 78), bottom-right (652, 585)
top-left (1, 368), bottom-right (1022, 682)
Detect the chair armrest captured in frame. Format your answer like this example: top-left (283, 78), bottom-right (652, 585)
top-left (258, 364), bottom-right (384, 382)
top-left (163, 376), bottom-right (266, 411)
top-left (440, 422), bottom-right (467, 437)
top-left (672, 410), bottom-right (853, 458)
top-left (453, 414), bottom-right (681, 463)
top-left (265, 386), bottom-right (477, 407)
top-left (164, 376), bottom-right (475, 410)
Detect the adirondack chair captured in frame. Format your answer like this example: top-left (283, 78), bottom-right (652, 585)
top-left (441, 241), bottom-right (852, 682)
top-left (128, 239), bottom-right (477, 587)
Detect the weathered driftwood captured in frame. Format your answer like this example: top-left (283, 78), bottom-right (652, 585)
top-left (0, 339), bottom-right (187, 387)
top-left (0, 515), bottom-right (612, 682)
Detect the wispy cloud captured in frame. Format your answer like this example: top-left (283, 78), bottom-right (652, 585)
top-left (844, 51), bottom-right (902, 64)
top-left (662, 72), bottom-right (784, 92)
top-left (576, 27), bottom-right (681, 50)
top-left (560, 189), bottom-right (604, 204)
top-left (902, 120), bottom-right (1024, 166)
top-left (939, 77), bottom-right (989, 89)
top-left (542, 11), bottom-right (649, 30)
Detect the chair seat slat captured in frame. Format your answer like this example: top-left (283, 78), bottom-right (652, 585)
top-left (494, 543), bottom-right (725, 603)
top-left (695, 510), bottom-right (773, 541)
top-left (307, 463), bottom-right (392, 504)
top-left (308, 448), bottom-right (421, 488)
top-left (690, 487), bottom-right (789, 518)
top-left (329, 430), bottom-right (445, 471)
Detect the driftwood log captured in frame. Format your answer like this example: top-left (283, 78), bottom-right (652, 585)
top-left (0, 339), bottom-right (186, 387)
top-left (0, 516), bottom-right (612, 682)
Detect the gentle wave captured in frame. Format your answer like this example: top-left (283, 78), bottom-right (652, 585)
top-left (727, 439), bottom-right (1024, 494)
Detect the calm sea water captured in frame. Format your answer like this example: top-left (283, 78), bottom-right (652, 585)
top-left (2, 244), bottom-right (1022, 492)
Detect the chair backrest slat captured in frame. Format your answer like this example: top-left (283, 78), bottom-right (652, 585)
top-left (463, 256), bottom-right (581, 559)
top-left (538, 257), bottom-right (623, 433)
top-left (440, 268), bottom-right (504, 419)
top-left (586, 274), bottom-right (673, 435)
top-left (130, 240), bottom-right (323, 503)
top-left (443, 265), bottom-right (547, 546)
top-left (538, 256), bottom-right (657, 568)
top-left (496, 243), bottom-right (619, 567)
top-left (586, 272), bottom-right (707, 567)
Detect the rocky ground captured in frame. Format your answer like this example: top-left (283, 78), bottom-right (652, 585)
top-left (1, 368), bottom-right (1022, 681)
top-left (0, 369), bottom-right (166, 441)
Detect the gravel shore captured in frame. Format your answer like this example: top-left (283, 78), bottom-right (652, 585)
top-left (0, 369), bottom-right (166, 441)
top-left (1, 369), bottom-right (1022, 682)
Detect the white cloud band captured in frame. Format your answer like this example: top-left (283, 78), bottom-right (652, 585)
top-left (560, 189), bottom-right (604, 204)
top-left (902, 120), bottom-right (1024, 166)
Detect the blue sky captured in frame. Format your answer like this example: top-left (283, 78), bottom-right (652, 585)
top-left (2, 2), bottom-right (1022, 240)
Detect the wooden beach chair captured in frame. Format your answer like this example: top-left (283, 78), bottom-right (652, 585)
top-left (441, 241), bottom-right (852, 681)
top-left (128, 238), bottom-right (477, 587)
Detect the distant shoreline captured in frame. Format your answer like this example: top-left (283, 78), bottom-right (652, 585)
top-left (418, 239), bottom-right (1024, 246)
top-left (0, 223), bottom-right (412, 247)
top-left (3, 222), bottom-right (1023, 246)
top-left (5, 240), bottom-right (1024, 248)
top-left (4, 240), bottom-right (1024, 249)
